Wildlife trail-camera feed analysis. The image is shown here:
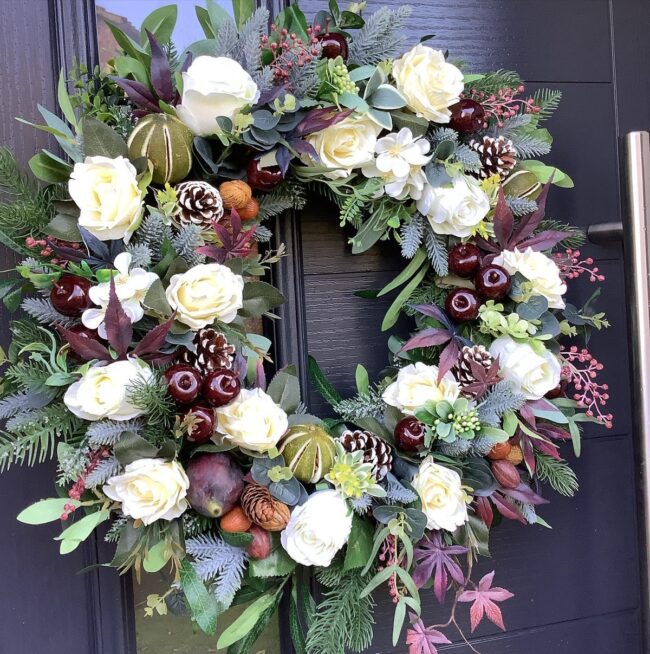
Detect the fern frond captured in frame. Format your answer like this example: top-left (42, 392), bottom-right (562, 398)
top-left (339, 194), bottom-right (364, 229)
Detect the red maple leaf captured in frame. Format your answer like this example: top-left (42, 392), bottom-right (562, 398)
top-left (458, 571), bottom-right (514, 632)
top-left (406, 613), bottom-right (451, 654)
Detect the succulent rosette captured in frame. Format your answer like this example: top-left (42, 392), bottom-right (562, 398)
top-left (2, 2), bottom-right (611, 653)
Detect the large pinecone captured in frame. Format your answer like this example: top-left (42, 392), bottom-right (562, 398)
top-left (178, 328), bottom-right (235, 374)
top-left (455, 344), bottom-right (495, 387)
top-left (175, 181), bottom-right (224, 229)
top-left (240, 484), bottom-right (290, 532)
top-left (470, 135), bottom-right (517, 180)
top-left (338, 429), bottom-right (393, 481)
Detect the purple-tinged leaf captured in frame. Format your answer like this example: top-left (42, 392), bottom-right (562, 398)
top-left (501, 482), bottom-right (548, 506)
top-left (437, 340), bottom-right (460, 381)
top-left (458, 571), bottom-right (514, 632)
top-left (195, 243), bottom-right (226, 263)
top-left (411, 303), bottom-right (450, 326)
top-left (290, 139), bottom-right (318, 160)
top-left (493, 188), bottom-right (514, 248)
top-left (475, 496), bottom-right (494, 529)
top-left (45, 240), bottom-right (87, 263)
top-left (294, 107), bottom-right (353, 137)
top-left (230, 208), bottom-right (242, 234)
top-left (146, 30), bottom-right (174, 102)
top-left (132, 313), bottom-right (176, 357)
top-left (138, 351), bottom-right (176, 365)
top-left (491, 491), bottom-right (526, 523)
top-left (57, 325), bottom-right (111, 361)
top-left (104, 277), bottom-right (133, 358)
top-left (518, 230), bottom-right (572, 252)
top-left (78, 226), bottom-right (110, 262)
top-left (413, 532), bottom-right (467, 602)
top-left (474, 235), bottom-right (500, 254)
top-left (406, 614), bottom-right (451, 654)
top-left (510, 179), bottom-right (552, 244)
top-left (255, 359), bottom-right (266, 390)
top-left (256, 84), bottom-right (288, 108)
top-left (275, 146), bottom-right (292, 175)
top-left (399, 328), bottom-right (451, 353)
top-left (110, 77), bottom-right (160, 112)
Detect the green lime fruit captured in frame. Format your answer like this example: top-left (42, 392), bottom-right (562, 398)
top-left (502, 168), bottom-right (542, 200)
top-left (279, 424), bottom-right (337, 484)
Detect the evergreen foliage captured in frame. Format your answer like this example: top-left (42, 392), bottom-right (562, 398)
top-left (21, 297), bottom-right (77, 327)
top-left (348, 6), bottom-right (412, 66)
top-left (400, 214), bottom-right (424, 259)
top-left (424, 227), bottom-right (448, 276)
top-left (535, 453), bottom-right (579, 497)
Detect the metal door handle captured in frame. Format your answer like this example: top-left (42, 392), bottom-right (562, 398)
top-left (587, 221), bottom-right (623, 243)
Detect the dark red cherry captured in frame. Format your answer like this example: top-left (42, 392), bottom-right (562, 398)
top-left (184, 404), bottom-right (215, 443)
top-left (445, 288), bottom-right (480, 322)
top-left (164, 364), bottom-right (203, 405)
top-left (448, 243), bottom-right (481, 278)
top-left (50, 274), bottom-right (92, 316)
top-left (475, 264), bottom-right (511, 300)
top-left (203, 368), bottom-right (241, 407)
top-left (246, 159), bottom-right (284, 191)
top-left (394, 416), bottom-right (426, 452)
top-left (449, 99), bottom-right (486, 134)
top-left (545, 378), bottom-right (568, 400)
top-left (317, 32), bottom-right (349, 60)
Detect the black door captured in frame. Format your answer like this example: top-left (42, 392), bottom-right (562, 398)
top-left (1, 1), bottom-right (649, 653)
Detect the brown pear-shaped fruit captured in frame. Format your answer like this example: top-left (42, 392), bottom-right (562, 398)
top-left (186, 453), bottom-right (244, 518)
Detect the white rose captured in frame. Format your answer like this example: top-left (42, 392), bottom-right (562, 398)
top-left (417, 176), bottom-right (490, 238)
top-left (63, 359), bottom-right (152, 421)
top-left (69, 156), bottom-right (143, 242)
top-left (392, 45), bottom-right (464, 123)
top-left (489, 336), bottom-right (562, 400)
top-left (382, 362), bottom-right (461, 415)
top-left (166, 263), bottom-right (244, 330)
top-left (493, 247), bottom-right (567, 309)
top-left (176, 56), bottom-right (260, 136)
top-left (412, 456), bottom-right (469, 531)
top-left (215, 388), bottom-right (288, 453)
top-left (103, 459), bottom-right (189, 525)
top-left (305, 114), bottom-right (381, 180)
top-left (281, 490), bottom-right (352, 566)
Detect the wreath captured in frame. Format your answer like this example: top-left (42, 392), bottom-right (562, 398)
top-left (1, 2), bottom-right (612, 652)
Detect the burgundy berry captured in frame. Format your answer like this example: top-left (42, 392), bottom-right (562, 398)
top-left (203, 368), bottom-right (241, 407)
top-left (475, 264), bottom-right (511, 300)
top-left (545, 378), bottom-right (568, 400)
top-left (164, 364), bottom-right (203, 405)
top-left (317, 32), bottom-right (349, 60)
top-left (448, 243), bottom-right (481, 278)
top-left (50, 274), bottom-right (92, 317)
top-left (445, 288), bottom-right (481, 322)
top-left (448, 99), bottom-right (486, 134)
top-left (394, 416), bottom-right (426, 452)
top-left (184, 404), bottom-right (215, 444)
top-left (247, 159), bottom-right (284, 191)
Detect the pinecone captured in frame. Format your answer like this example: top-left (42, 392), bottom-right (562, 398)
top-left (240, 484), bottom-right (290, 532)
top-left (177, 328), bottom-right (236, 374)
top-left (470, 135), bottom-right (517, 180)
top-left (338, 429), bottom-right (393, 481)
top-left (175, 181), bottom-right (224, 229)
top-left (455, 345), bottom-right (495, 387)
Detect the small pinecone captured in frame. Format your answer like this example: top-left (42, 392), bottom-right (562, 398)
top-left (175, 181), bottom-right (224, 229)
top-left (455, 345), bottom-right (495, 387)
top-left (240, 484), bottom-right (290, 532)
top-left (338, 429), bottom-right (393, 481)
top-left (178, 328), bottom-right (235, 374)
top-left (470, 135), bottom-right (517, 180)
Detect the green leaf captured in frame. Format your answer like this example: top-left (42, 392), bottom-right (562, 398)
top-left (56, 509), bottom-right (110, 553)
top-left (114, 432), bottom-right (159, 465)
top-left (232, 0), bottom-right (255, 30)
top-left (344, 515), bottom-right (374, 571)
top-left (113, 56), bottom-right (149, 85)
top-left (57, 71), bottom-right (78, 129)
top-left (180, 558), bottom-right (219, 635)
top-left (107, 21), bottom-right (148, 61)
top-left (81, 118), bottom-right (128, 158)
top-left (3, 285), bottom-right (23, 311)
top-left (367, 108), bottom-right (393, 131)
top-left (222, 531), bottom-right (254, 548)
top-left (140, 5), bottom-right (178, 45)
top-left (143, 278), bottom-right (173, 318)
top-left (369, 84), bottom-right (406, 110)
top-left (339, 10), bottom-right (364, 29)
top-left (195, 6), bottom-right (216, 38)
top-left (207, 0), bottom-right (233, 35)
top-left (391, 110), bottom-right (429, 138)
top-left (241, 281), bottom-right (285, 318)
top-left (359, 565), bottom-right (393, 598)
top-left (29, 151), bottom-right (72, 183)
top-left (456, 513), bottom-right (490, 557)
top-left (17, 498), bottom-right (81, 525)
top-left (143, 540), bottom-right (171, 573)
top-left (308, 355), bottom-right (342, 406)
top-left (392, 599), bottom-right (407, 646)
top-left (274, 4), bottom-right (310, 42)
top-left (355, 364), bottom-right (370, 396)
top-left (378, 248), bottom-right (427, 297)
top-left (381, 260), bottom-right (429, 331)
top-left (267, 367), bottom-right (301, 413)
top-left (45, 213), bottom-right (82, 242)
top-left (519, 160), bottom-right (574, 188)
top-left (249, 544), bottom-right (296, 578)
top-left (217, 592), bottom-right (277, 649)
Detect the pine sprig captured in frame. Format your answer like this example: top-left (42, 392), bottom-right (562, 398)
top-left (539, 218), bottom-right (586, 248)
top-left (424, 226), bottom-right (448, 276)
top-left (535, 453), bottom-right (579, 497)
top-left (214, 17), bottom-right (239, 57)
top-left (335, 389), bottom-right (386, 421)
top-left (532, 88), bottom-right (562, 123)
top-left (506, 196), bottom-right (538, 217)
top-left (468, 70), bottom-right (523, 95)
top-left (348, 6), bottom-right (412, 66)
top-left (21, 297), bottom-right (77, 328)
top-left (257, 182), bottom-right (306, 221)
top-left (126, 243), bottom-right (153, 268)
top-left (85, 456), bottom-right (121, 488)
top-left (400, 214), bottom-right (424, 259)
top-left (126, 373), bottom-right (175, 442)
top-left (478, 381), bottom-right (526, 425)
top-left (172, 223), bottom-right (205, 267)
top-left (86, 418), bottom-right (144, 447)
top-left (134, 212), bottom-right (172, 263)
top-left (509, 132), bottom-right (552, 159)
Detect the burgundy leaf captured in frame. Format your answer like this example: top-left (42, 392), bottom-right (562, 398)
top-left (291, 138), bottom-right (318, 161)
top-left (294, 107), bottom-right (353, 137)
top-left (110, 77), bottom-right (160, 112)
top-left (57, 325), bottom-right (111, 361)
top-left (491, 491), bottom-right (526, 523)
top-left (411, 304), bottom-right (451, 327)
top-left (45, 240), bottom-right (87, 263)
top-left (230, 208), bottom-right (242, 234)
top-left (475, 496), bottom-right (494, 529)
top-left (132, 313), bottom-right (176, 357)
top-left (536, 422), bottom-right (572, 441)
top-left (458, 572), bottom-right (514, 632)
top-left (413, 532), bottom-right (467, 602)
top-left (276, 146), bottom-right (292, 174)
top-left (104, 276), bottom-right (133, 359)
top-left (518, 230), bottom-right (571, 252)
top-left (501, 482), bottom-right (548, 506)
top-left (437, 339), bottom-right (460, 381)
top-left (255, 359), bottom-right (266, 391)
top-left (510, 179), bottom-right (552, 244)
top-left (146, 30), bottom-right (174, 102)
top-left (399, 328), bottom-right (451, 353)
top-left (195, 244), bottom-right (225, 262)
top-left (474, 235), bottom-right (500, 254)
top-left (256, 84), bottom-right (288, 107)
top-left (406, 614), bottom-right (451, 654)
top-left (138, 351), bottom-right (176, 365)
top-left (492, 188), bottom-right (514, 248)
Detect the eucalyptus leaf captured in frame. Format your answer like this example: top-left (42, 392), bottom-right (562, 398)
top-left (180, 558), bottom-right (219, 635)
top-left (217, 592), bottom-right (277, 649)
top-left (17, 498), bottom-right (81, 525)
top-left (81, 118), bottom-right (128, 158)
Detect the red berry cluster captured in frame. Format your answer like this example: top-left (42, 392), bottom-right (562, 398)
top-left (553, 248), bottom-right (605, 282)
top-left (26, 235), bottom-right (82, 266)
top-left (445, 243), bottom-right (512, 322)
top-left (164, 364), bottom-right (242, 444)
top-left (462, 85), bottom-right (540, 128)
top-left (262, 24), bottom-right (320, 83)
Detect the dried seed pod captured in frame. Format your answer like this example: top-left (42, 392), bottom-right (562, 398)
top-left (491, 460), bottom-right (521, 489)
top-left (219, 180), bottom-right (253, 210)
top-left (505, 444), bottom-right (524, 466)
top-left (240, 483), bottom-right (290, 531)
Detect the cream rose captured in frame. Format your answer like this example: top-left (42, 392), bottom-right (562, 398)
top-left (215, 388), bottom-right (288, 453)
top-left (493, 247), bottom-right (567, 309)
top-left (176, 56), bottom-right (260, 136)
top-left (489, 336), bottom-right (562, 400)
top-left (412, 457), bottom-right (469, 531)
top-left (165, 263), bottom-right (244, 330)
top-left (392, 44), bottom-right (464, 123)
top-left (281, 490), bottom-right (352, 566)
top-left (417, 176), bottom-right (490, 238)
top-left (69, 156), bottom-right (143, 242)
top-left (382, 362), bottom-right (461, 415)
top-left (103, 459), bottom-right (189, 525)
top-left (64, 359), bottom-right (152, 421)
top-left (305, 114), bottom-right (381, 180)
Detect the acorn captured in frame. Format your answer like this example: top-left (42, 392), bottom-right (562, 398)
top-left (127, 113), bottom-right (193, 185)
top-left (238, 198), bottom-right (260, 221)
top-left (220, 506), bottom-right (252, 533)
top-left (219, 180), bottom-right (252, 210)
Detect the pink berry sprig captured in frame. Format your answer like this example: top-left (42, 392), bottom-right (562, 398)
top-left (560, 345), bottom-right (613, 428)
top-left (463, 85), bottom-right (540, 128)
top-left (553, 248), bottom-right (605, 282)
top-left (60, 448), bottom-right (110, 521)
top-left (262, 24), bottom-right (320, 84)
top-left (26, 235), bottom-right (82, 267)
top-left (378, 534), bottom-right (400, 604)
